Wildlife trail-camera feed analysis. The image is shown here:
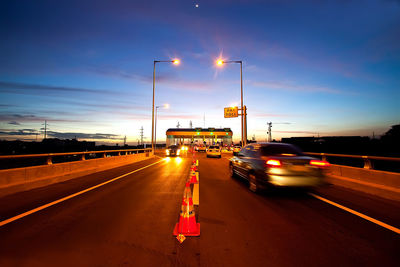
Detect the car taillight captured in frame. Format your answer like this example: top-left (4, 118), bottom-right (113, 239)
top-left (310, 160), bottom-right (330, 167)
top-left (266, 159), bottom-right (281, 167)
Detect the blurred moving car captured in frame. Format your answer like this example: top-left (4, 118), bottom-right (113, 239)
top-left (232, 145), bottom-right (241, 155)
top-left (166, 145), bottom-right (180, 157)
top-left (221, 146), bottom-right (230, 153)
top-left (206, 145), bottom-right (221, 158)
top-left (196, 145), bottom-right (207, 152)
top-left (229, 143), bottom-right (330, 192)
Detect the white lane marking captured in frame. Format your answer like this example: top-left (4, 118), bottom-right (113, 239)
top-left (0, 159), bottom-right (165, 227)
top-left (309, 193), bottom-right (400, 235)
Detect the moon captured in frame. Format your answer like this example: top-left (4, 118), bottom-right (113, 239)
top-left (195, 4), bottom-right (199, 8)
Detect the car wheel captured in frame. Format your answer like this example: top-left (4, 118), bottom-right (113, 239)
top-left (248, 173), bottom-right (259, 193)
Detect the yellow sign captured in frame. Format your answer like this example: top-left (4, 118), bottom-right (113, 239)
top-left (224, 107), bottom-right (238, 118)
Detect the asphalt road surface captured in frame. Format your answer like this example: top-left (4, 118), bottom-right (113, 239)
top-left (0, 152), bottom-right (399, 266)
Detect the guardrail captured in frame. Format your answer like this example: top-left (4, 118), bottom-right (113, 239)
top-left (0, 148), bottom-right (152, 169)
top-left (305, 152), bottom-right (400, 170)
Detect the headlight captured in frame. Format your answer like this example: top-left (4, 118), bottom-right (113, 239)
top-left (177, 149), bottom-right (180, 155)
top-left (166, 149), bottom-right (169, 155)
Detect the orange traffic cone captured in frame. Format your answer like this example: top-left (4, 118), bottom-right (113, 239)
top-left (191, 165), bottom-right (198, 172)
top-left (173, 183), bottom-right (200, 237)
top-left (189, 172), bottom-right (198, 184)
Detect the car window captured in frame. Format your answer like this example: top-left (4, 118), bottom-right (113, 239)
top-left (168, 145), bottom-right (178, 149)
top-left (261, 144), bottom-right (303, 156)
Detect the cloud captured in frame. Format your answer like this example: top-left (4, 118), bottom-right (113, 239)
top-left (0, 129), bottom-right (122, 140)
top-left (251, 112), bottom-right (292, 118)
top-left (251, 81), bottom-right (343, 94)
top-left (159, 114), bottom-right (202, 120)
top-left (0, 129), bottom-right (38, 136)
top-left (274, 130), bottom-right (318, 135)
top-left (0, 81), bottom-right (113, 96)
top-left (46, 131), bottom-right (121, 140)
top-left (90, 66), bottom-right (213, 92)
top-left (0, 113), bottom-right (87, 123)
top-left (8, 121), bottom-right (20, 125)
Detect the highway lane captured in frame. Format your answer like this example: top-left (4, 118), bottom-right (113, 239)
top-left (197, 152), bottom-right (400, 266)
top-left (0, 152), bottom-right (399, 266)
top-left (0, 156), bottom-right (190, 266)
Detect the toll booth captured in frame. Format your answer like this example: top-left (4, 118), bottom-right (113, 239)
top-left (166, 128), bottom-right (233, 147)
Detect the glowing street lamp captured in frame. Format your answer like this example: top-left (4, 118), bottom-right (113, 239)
top-left (216, 59), bottom-right (246, 147)
top-left (155, 104), bottom-right (169, 149)
top-left (152, 59), bottom-right (180, 152)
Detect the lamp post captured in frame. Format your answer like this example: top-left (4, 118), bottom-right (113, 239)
top-left (216, 59), bottom-right (246, 147)
top-left (154, 103), bottom-right (169, 150)
top-left (152, 60), bottom-right (179, 152)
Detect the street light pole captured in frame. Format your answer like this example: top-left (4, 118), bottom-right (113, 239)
top-left (155, 105), bottom-right (159, 150)
top-left (152, 61), bottom-right (156, 153)
top-left (239, 61), bottom-right (245, 147)
top-left (151, 60), bottom-right (179, 153)
top-left (217, 59), bottom-right (246, 147)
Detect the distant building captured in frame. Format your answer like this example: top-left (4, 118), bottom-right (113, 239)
top-left (166, 128), bottom-right (233, 146)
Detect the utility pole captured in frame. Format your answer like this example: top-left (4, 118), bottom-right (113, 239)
top-left (140, 126), bottom-right (144, 145)
top-left (123, 135), bottom-right (127, 146)
top-left (267, 122), bottom-right (272, 142)
top-left (177, 121), bottom-right (180, 128)
top-left (42, 120), bottom-right (48, 140)
top-left (189, 120), bottom-right (193, 128)
top-left (203, 113), bottom-right (205, 128)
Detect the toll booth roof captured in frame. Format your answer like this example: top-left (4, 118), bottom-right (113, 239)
top-left (166, 128), bottom-right (232, 133)
top-left (166, 128), bottom-right (233, 137)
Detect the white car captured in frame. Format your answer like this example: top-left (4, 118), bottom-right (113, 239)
top-left (206, 145), bottom-right (221, 158)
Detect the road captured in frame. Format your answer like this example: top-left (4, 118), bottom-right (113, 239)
top-left (0, 152), bottom-right (399, 266)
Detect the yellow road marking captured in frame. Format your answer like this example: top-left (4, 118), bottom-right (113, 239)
top-left (309, 193), bottom-right (400, 235)
top-left (0, 159), bottom-right (165, 227)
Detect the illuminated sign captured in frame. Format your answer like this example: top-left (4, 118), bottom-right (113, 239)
top-left (224, 107), bottom-right (238, 118)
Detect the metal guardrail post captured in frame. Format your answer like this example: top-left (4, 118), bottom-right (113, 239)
top-left (81, 154), bottom-right (86, 161)
top-left (46, 155), bottom-right (52, 165)
top-left (363, 156), bottom-right (373, 169)
top-left (321, 153), bottom-right (327, 161)
top-left (103, 152), bottom-right (107, 158)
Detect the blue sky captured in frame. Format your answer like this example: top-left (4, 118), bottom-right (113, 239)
top-left (1, 0), bottom-right (399, 144)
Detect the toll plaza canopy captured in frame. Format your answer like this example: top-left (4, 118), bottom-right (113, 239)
top-left (166, 128), bottom-right (233, 147)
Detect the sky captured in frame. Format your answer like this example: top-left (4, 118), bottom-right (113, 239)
top-left (1, 0), bottom-right (399, 144)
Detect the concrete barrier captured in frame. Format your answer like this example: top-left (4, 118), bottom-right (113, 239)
top-left (326, 164), bottom-right (400, 201)
top-left (0, 152), bottom-right (154, 198)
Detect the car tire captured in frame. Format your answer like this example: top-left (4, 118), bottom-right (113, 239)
top-left (248, 172), bottom-right (259, 193)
